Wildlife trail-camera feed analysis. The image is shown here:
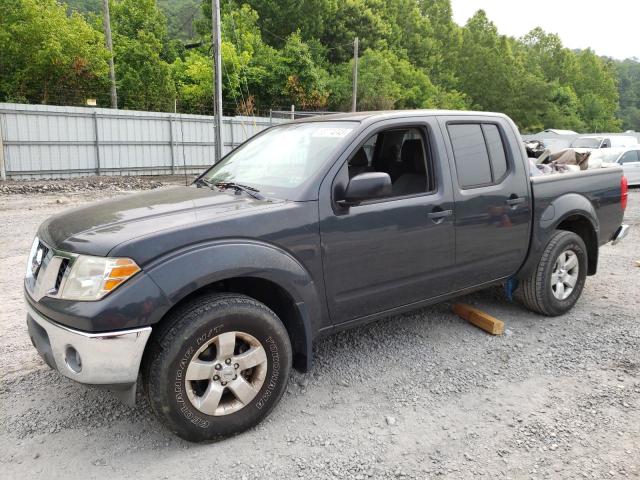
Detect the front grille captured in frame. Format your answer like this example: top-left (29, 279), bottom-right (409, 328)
top-left (54, 258), bottom-right (69, 292)
top-left (26, 239), bottom-right (76, 300)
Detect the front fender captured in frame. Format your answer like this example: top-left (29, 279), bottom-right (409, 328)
top-left (144, 239), bottom-right (321, 368)
top-left (146, 240), bottom-right (317, 303)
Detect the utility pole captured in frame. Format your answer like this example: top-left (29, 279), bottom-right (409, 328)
top-left (211, 0), bottom-right (223, 163)
top-left (102, 0), bottom-right (117, 109)
top-left (351, 37), bottom-right (359, 112)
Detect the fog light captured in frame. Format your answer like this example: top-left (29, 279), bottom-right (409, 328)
top-left (65, 346), bottom-right (82, 373)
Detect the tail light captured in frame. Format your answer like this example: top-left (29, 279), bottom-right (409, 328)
top-left (621, 176), bottom-right (628, 211)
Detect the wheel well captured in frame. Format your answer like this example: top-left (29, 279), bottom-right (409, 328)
top-left (159, 277), bottom-right (310, 372)
top-left (556, 215), bottom-right (598, 275)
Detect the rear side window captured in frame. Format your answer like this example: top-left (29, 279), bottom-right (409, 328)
top-left (448, 124), bottom-right (491, 187)
top-left (448, 123), bottom-right (509, 189)
top-left (482, 124), bottom-right (508, 181)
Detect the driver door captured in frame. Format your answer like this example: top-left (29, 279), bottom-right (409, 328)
top-left (318, 118), bottom-right (456, 326)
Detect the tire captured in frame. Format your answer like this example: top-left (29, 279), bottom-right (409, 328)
top-left (517, 230), bottom-right (588, 316)
top-left (143, 292), bottom-right (292, 442)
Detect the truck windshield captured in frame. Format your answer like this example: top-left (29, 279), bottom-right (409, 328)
top-left (571, 137), bottom-right (602, 148)
top-left (588, 148), bottom-right (625, 164)
top-left (201, 121), bottom-right (358, 198)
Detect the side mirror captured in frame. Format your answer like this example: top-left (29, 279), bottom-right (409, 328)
top-left (340, 172), bottom-right (392, 206)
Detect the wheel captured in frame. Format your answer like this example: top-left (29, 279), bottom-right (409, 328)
top-left (143, 292), bottom-right (292, 442)
top-left (517, 230), bottom-right (588, 316)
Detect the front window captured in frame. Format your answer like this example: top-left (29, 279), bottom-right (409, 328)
top-left (202, 121), bottom-right (358, 198)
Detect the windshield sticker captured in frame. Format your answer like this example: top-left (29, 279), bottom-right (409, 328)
top-left (311, 128), bottom-right (353, 138)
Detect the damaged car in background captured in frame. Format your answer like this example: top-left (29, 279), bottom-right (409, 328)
top-left (570, 135), bottom-right (638, 150)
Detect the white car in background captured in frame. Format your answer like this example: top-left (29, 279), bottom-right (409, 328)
top-left (589, 146), bottom-right (640, 185)
top-left (571, 135), bottom-right (638, 149)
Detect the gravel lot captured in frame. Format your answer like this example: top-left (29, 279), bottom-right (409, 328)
top-left (1, 179), bottom-right (638, 480)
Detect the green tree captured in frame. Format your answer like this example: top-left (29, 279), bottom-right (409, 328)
top-left (65, 0), bottom-right (101, 14)
top-left (520, 28), bottom-right (578, 84)
top-left (172, 51), bottom-right (213, 113)
top-left (573, 50), bottom-right (620, 131)
top-left (0, 0), bottom-right (109, 105)
top-left (157, 0), bottom-right (200, 41)
top-left (232, 0), bottom-right (337, 45)
top-left (419, 0), bottom-right (462, 89)
top-left (615, 58), bottom-right (640, 131)
top-left (455, 11), bottom-right (549, 130)
top-left (0, 0), bottom-right (632, 130)
top-left (108, 0), bottom-right (176, 111)
top-left (328, 48), bottom-right (465, 111)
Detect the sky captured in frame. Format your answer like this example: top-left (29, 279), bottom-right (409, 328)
top-left (450, 0), bottom-right (638, 60)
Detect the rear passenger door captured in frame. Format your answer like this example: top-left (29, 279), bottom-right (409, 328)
top-left (438, 116), bottom-right (531, 290)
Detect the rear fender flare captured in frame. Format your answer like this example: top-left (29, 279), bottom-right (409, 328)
top-left (517, 194), bottom-right (599, 280)
top-left (539, 194), bottom-right (599, 233)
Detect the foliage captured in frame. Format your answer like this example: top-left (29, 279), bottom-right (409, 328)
top-left (108, 0), bottom-right (176, 111)
top-left (0, 0), bottom-right (109, 105)
top-left (0, 0), bottom-right (635, 134)
top-left (615, 59), bottom-right (640, 131)
top-left (157, 0), bottom-right (200, 41)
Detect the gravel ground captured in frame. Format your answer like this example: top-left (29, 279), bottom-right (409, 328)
top-left (0, 181), bottom-right (639, 480)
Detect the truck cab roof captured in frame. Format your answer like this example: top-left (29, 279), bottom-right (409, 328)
top-left (292, 109), bottom-right (511, 124)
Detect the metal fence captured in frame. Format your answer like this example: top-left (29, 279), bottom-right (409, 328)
top-left (0, 103), bottom-right (287, 180)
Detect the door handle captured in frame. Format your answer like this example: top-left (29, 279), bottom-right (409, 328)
top-left (506, 196), bottom-right (525, 207)
top-left (427, 209), bottom-right (452, 223)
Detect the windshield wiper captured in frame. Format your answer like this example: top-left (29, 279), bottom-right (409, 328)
top-left (214, 182), bottom-right (265, 201)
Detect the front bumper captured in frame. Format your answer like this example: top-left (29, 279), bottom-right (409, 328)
top-left (26, 303), bottom-right (151, 387)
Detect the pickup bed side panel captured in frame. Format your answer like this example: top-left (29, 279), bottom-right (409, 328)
top-left (516, 168), bottom-right (624, 280)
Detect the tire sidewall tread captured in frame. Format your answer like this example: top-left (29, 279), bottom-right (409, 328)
top-left (517, 230), bottom-right (588, 316)
top-left (143, 292), bottom-right (292, 442)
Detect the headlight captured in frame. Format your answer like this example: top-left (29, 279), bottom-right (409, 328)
top-left (60, 255), bottom-right (141, 301)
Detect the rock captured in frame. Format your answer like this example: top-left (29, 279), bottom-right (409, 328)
top-left (0, 175), bottom-right (169, 196)
top-left (386, 416), bottom-right (396, 426)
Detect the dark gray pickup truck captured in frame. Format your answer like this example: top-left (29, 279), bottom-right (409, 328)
top-left (25, 110), bottom-right (629, 441)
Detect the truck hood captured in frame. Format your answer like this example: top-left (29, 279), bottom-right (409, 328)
top-left (38, 186), bottom-right (282, 257)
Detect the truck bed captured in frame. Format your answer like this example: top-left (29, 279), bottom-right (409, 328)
top-left (514, 165), bottom-right (625, 281)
